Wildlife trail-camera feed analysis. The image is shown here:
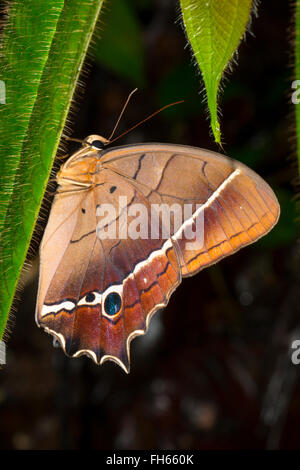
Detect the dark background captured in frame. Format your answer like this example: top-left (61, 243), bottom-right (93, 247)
top-left (0, 0), bottom-right (299, 450)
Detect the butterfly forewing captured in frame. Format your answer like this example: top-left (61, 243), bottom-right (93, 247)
top-left (103, 145), bottom-right (279, 276)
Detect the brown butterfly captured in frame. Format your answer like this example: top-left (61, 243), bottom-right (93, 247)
top-left (36, 99), bottom-right (280, 373)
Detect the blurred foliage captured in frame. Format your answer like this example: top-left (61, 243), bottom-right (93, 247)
top-left (94, 0), bottom-right (146, 86)
top-left (295, 0), bottom-right (300, 174)
top-left (157, 63), bottom-right (205, 119)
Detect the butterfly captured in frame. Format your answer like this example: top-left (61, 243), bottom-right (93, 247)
top-left (35, 129), bottom-right (280, 372)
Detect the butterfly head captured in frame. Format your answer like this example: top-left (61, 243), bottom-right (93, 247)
top-left (57, 135), bottom-right (109, 187)
top-left (84, 134), bottom-right (110, 150)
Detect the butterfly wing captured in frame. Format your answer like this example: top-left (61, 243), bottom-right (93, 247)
top-left (37, 143), bottom-right (279, 372)
top-left (36, 170), bottom-right (180, 372)
top-left (102, 143), bottom-right (280, 276)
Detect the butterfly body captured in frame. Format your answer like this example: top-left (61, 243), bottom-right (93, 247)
top-left (36, 135), bottom-right (280, 372)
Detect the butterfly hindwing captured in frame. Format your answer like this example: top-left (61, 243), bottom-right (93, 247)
top-left (36, 170), bottom-right (181, 372)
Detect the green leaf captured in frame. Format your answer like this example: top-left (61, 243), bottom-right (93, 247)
top-left (94, 0), bottom-right (145, 86)
top-left (295, 0), bottom-right (300, 174)
top-left (180, 0), bottom-right (253, 144)
top-left (0, 0), bottom-right (105, 340)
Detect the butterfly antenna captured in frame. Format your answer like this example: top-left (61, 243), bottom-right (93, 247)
top-left (109, 100), bottom-right (184, 145)
top-left (108, 88), bottom-right (138, 141)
